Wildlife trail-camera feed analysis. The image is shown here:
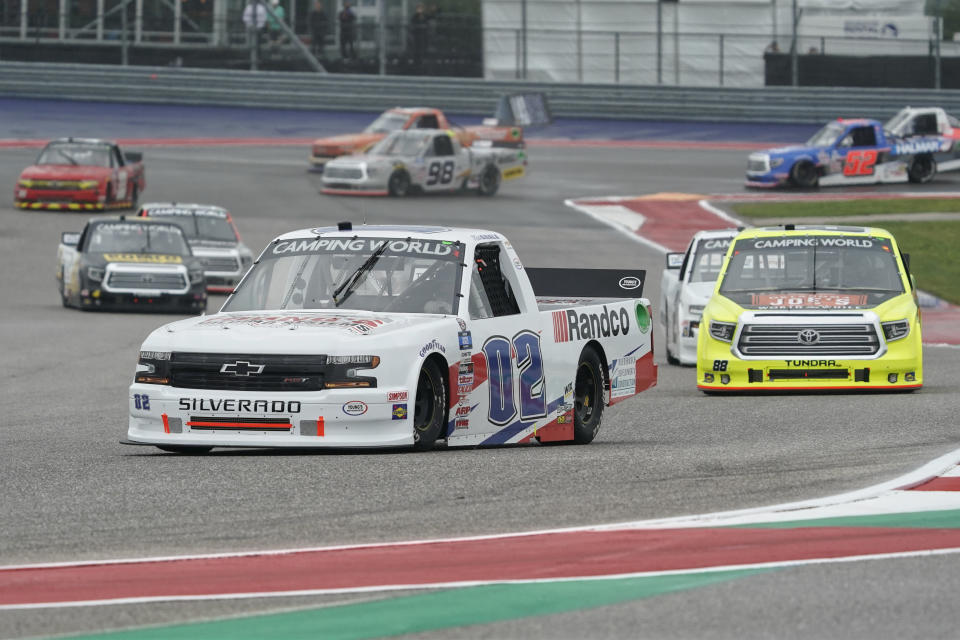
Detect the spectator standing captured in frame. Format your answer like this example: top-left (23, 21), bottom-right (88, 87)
top-left (410, 3), bottom-right (428, 68)
top-left (338, 0), bottom-right (356, 59)
top-left (266, 0), bottom-right (286, 46)
top-left (309, 0), bottom-right (327, 57)
top-left (242, 0), bottom-right (267, 45)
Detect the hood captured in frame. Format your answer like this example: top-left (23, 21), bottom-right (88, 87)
top-left (88, 252), bottom-right (187, 266)
top-left (680, 282), bottom-right (717, 306)
top-left (143, 310), bottom-right (454, 354)
top-left (189, 241), bottom-right (239, 253)
top-left (20, 165), bottom-right (112, 180)
top-left (759, 145), bottom-right (822, 159)
top-left (312, 133), bottom-right (384, 152)
top-left (721, 289), bottom-right (902, 311)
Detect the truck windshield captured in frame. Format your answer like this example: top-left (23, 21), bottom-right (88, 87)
top-left (369, 131), bottom-right (431, 157)
top-left (689, 238), bottom-right (732, 283)
top-left (38, 143), bottom-right (111, 167)
top-left (223, 236), bottom-right (464, 314)
top-left (719, 235), bottom-right (904, 295)
top-left (146, 209), bottom-right (237, 243)
top-left (86, 222), bottom-right (190, 255)
top-left (805, 122), bottom-right (845, 148)
top-left (365, 112), bottom-right (409, 134)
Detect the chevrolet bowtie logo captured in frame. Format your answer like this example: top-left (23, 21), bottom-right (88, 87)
top-left (220, 361), bottom-right (265, 376)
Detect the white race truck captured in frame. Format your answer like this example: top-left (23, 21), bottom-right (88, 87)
top-left (126, 224), bottom-right (657, 453)
top-left (660, 229), bottom-right (740, 365)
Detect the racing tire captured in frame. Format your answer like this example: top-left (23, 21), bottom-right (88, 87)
top-left (666, 346), bottom-right (680, 367)
top-left (412, 358), bottom-right (446, 451)
top-left (907, 154), bottom-right (937, 184)
top-left (477, 165), bottom-right (501, 197)
top-left (789, 161), bottom-right (819, 188)
top-left (572, 347), bottom-right (606, 445)
top-left (156, 445), bottom-right (213, 454)
top-left (388, 170), bottom-right (411, 197)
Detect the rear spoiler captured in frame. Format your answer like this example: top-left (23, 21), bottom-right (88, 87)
top-left (526, 268), bottom-right (645, 298)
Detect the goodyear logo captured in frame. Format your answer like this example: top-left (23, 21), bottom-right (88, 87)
top-left (103, 254), bottom-right (183, 263)
top-left (502, 166), bottom-right (525, 180)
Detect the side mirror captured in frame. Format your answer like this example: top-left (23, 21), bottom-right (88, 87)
top-left (124, 151), bottom-right (143, 163)
top-left (666, 253), bottom-right (684, 269)
top-left (61, 232), bottom-right (80, 247)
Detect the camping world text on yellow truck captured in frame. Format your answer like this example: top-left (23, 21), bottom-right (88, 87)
top-left (697, 225), bottom-right (922, 392)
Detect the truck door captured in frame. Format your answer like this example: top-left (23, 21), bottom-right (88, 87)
top-left (423, 134), bottom-right (457, 191)
top-left (461, 242), bottom-right (547, 439)
top-left (836, 125), bottom-right (880, 178)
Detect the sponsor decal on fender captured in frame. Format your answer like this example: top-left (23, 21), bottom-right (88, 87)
top-left (419, 339), bottom-right (446, 357)
top-left (392, 403), bottom-right (407, 420)
top-left (387, 391), bottom-right (408, 402)
top-left (458, 331), bottom-right (472, 350)
top-left (342, 401), bottom-right (368, 416)
top-left (553, 305), bottom-right (631, 343)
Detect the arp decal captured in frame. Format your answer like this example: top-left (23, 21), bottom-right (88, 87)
top-left (392, 404), bottom-right (408, 420)
top-left (342, 401), bottom-right (368, 416)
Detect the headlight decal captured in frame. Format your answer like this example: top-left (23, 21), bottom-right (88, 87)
top-left (881, 319), bottom-right (910, 342)
top-left (709, 321), bottom-right (736, 343)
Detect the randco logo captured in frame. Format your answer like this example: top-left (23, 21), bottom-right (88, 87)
top-left (552, 306), bottom-right (630, 343)
top-left (618, 276), bottom-right (641, 290)
top-left (342, 401), bottom-right (368, 416)
top-left (387, 391), bottom-right (408, 402)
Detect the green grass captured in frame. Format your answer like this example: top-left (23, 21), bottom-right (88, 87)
top-left (731, 198), bottom-right (960, 218)
top-left (873, 221), bottom-right (960, 305)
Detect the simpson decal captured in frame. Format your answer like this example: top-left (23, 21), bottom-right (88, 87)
top-left (387, 391), bottom-right (408, 402)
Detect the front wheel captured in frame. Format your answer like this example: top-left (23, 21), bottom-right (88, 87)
top-left (412, 359), bottom-right (446, 451)
top-left (477, 165), bottom-right (501, 196)
top-left (908, 154), bottom-right (936, 184)
top-left (789, 161), bottom-right (818, 188)
top-left (572, 347), bottom-right (606, 444)
top-left (388, 170), bottom-right (411, 197)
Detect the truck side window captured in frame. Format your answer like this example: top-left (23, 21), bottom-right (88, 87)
top-left (472, 243), bottom-right (520, 317)
top-left (433, 135), bottom-right (454, 157)
top-left (912, 114), bottom-right (938, 135)
top-left (416, 114), bottom-right (439, 129)
top-left (850, 126), bottom-right (876, 147)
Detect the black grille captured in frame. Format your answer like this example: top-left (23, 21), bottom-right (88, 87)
top-left (738, 324), bottom-right (880, 357)
top-left (324, 166), bottom-right (363, 180)
top-left (170, 353), bottom-right (329, 391)
top-left (768, 369), bottom-right (849, 380)
top-left (108, 271), bottom-right (187, 290)
top-left (747, 158), bottom-right (768, 172)
top-left (200, 256), bottom-right (241, 272)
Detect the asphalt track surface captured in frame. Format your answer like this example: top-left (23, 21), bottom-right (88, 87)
top-left (2, 101), bottom-right (960, 638)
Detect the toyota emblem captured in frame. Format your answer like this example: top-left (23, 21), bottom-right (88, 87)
top-left (797, 329), bottom-right (820, 345)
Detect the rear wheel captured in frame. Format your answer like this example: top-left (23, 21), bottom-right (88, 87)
top-left (388, 170), bottom-right (411, 197)
top-left (907, 154), bottom-right (936, 184)
top-left (156, 445), bottom-right (213, 454)
top-left (412, 359), bottom-right (446, 451)
top-left (573, 347), bottom-right (606, 444)
top-left (477, 165), bottom-right (501, 196)
top-left (789, 160), bottom-right (818, 188)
